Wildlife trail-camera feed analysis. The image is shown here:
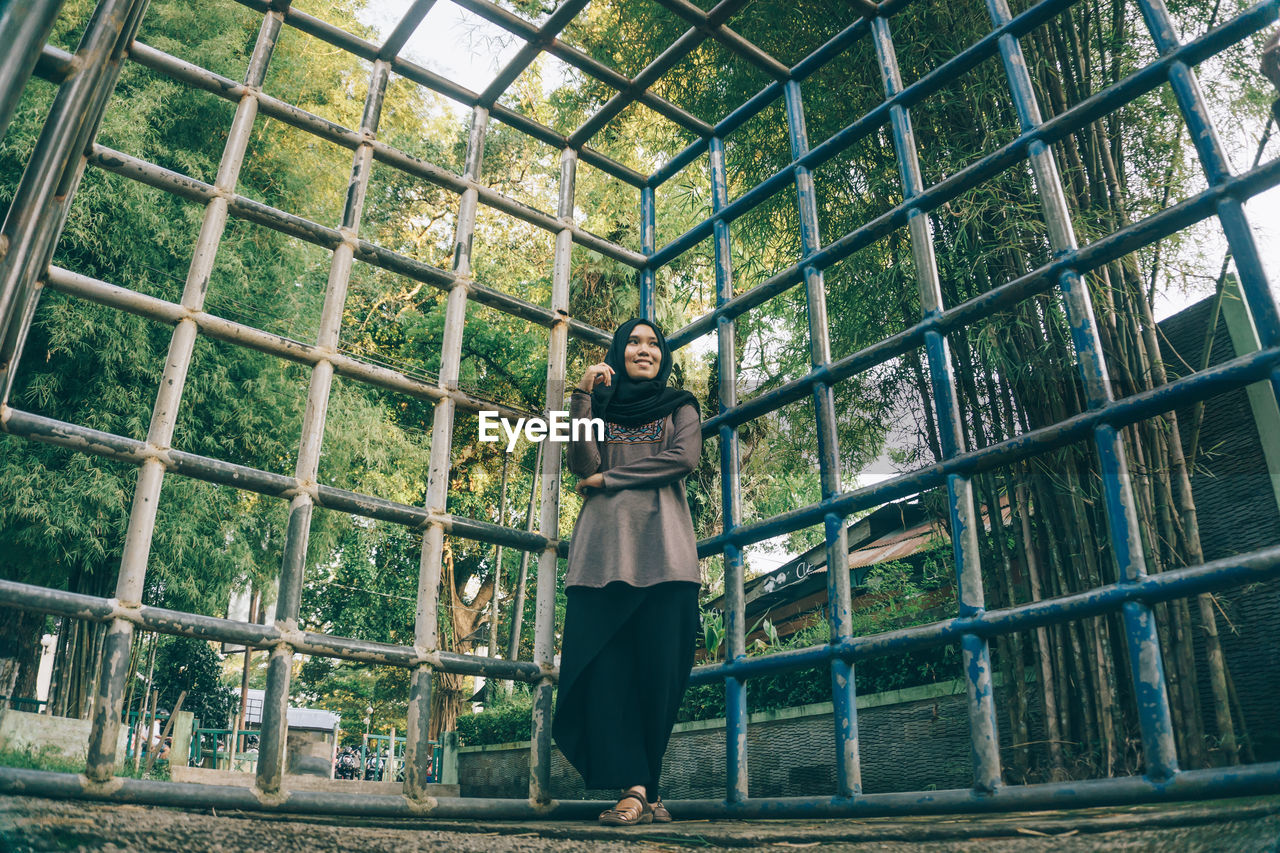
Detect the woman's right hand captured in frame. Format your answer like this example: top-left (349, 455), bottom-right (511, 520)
top-left (577, 362), bottom-right (614, 392)
top-left (575, 472), bottom-right (605, 495)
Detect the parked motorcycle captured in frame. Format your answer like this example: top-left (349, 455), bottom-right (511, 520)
top-left (363, 751), bottom-right (383, 781)
top-left (334, 747), bottom-right (359, 781)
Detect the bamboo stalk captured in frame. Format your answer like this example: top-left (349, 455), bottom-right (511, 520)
top-left (1014, 478), bottom-right (1065, 776)
top-left (120, 631), bottom-right (139, 730)
top-left (45, 616), bottom-right (67, 716)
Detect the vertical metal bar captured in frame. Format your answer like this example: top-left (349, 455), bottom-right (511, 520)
top-left (708, 136), bottom-right (748, 803)
top-left (640, 185), bottom-right (656, 322)
top-left (1132, 0), bottom-right (1280, 396)
top-left (0, 0), bottom-right (147, 402)
top-left (984, 0), bottom-right (1179, 778)
top-left (0, 0), bottom-right (65, 144)
top-left (869, 16), bottom-right (1001, 793)
top-left (489, 453), bottom-right (509, 661)
top-left (506, 441), bottom-right (542, 664)
top-left (405, 104), bottom-right (490, 800)
top-left (529, 145), bottom-right (576, 804)
top-left (257, 55), bottom-right (390, 795)
top-left (1, 0), bottom-right (151, 399)
top-left (782, 81), bottom-right (861, 797)
top-left (86, 4), bottom-right (277, 784)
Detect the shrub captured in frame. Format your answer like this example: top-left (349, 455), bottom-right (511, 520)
top-left (455, 691), bottom-right (538, 746)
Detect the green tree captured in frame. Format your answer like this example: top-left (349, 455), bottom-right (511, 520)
top-left (0, 0), bottom-right (410, 716)
top-left (153, 636), bottom-right (235, 730)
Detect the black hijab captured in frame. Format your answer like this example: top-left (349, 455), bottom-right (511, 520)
top-left (591, 318), bottom-right (700, 427)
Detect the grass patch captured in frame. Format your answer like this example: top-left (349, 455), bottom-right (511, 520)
top-left (0, 744), bottom-right (171, 780)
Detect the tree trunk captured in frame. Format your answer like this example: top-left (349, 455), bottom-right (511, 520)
top-left (1014, 479), bottom-right (1066, 777)
top-left (432, 538), bottom-right (496, 736)
top-left (0, 608), bottom-right (45, 709)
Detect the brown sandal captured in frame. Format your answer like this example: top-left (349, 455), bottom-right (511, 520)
top-left (649, 796), bottom-right (672, 823)
top-left (598, 790), bottom-right (653, 826)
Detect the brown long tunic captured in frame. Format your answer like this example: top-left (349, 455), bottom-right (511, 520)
top-left (564, 389), bottom-right (703, 588)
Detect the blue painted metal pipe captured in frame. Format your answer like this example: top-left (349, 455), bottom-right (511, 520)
top-left (0, 0), bottom-right (1275, 820)
top-left (691, 131), bottom-right (1280, 439)
top-left (1136, 1), bottom-right (1280, 349)
top-left (688, 542), bottom-right (1280, 686)
top-left (709, 136), bottom-right (749, 803)
top-left (694, 339), bottom-right (1280, 560)
top-left (871, 12), bottom-right (1001, 792)
top-left (1136, 0), bottom-right (1280, 357)
top-left (985, 0), bottom-right (1183, 776)
top-left (4, 761), bottom-right (1279, 819)
top-left (640, 184), bottom-right (655, 322)
top-left (665, 0), bottom-right (1280, 352)
top-left (784, 79), bottom-right (861, 797)
top-left (648, 0), bottom-right (1077, 240)
top-left (648, 0), bottom-right (953, 189)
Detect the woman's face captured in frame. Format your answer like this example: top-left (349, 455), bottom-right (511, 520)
top-left (623, 324), bottom-right (662, 381)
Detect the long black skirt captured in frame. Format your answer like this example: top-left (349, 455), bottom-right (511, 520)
top-left (552, 580), bottom-right (700, 800)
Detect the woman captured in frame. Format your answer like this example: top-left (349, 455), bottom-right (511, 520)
top-left (552, 317), bottom-right (703, 826)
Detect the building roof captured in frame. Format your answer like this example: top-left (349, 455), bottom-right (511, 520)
top-left (240, 688), bottom-right (341, 732)
top-left (707, 499), bottom-right (947, 619)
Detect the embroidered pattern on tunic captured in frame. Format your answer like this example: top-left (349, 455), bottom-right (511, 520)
top-left (604, 418), bottom-right (664, 443)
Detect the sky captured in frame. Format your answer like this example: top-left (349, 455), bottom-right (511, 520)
top-left (350, 1), bottom-right (1280, 575)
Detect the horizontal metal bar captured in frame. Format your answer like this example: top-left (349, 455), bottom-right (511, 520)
top-left (649, 0), bottom-right (791, 80)
top-left (666, 0), bottom-right (1279, 347)
top-left (566, 317), bottom-right (613, 349)
top-left (378, 0), bottom-right (437, 61)
top-left (789, 17), bottom-right (875, 80)
top-left (449, 0), bottom-right (714, 137)
top-left (367, 141), bottom-right (644, 267)
top-left (85, 145), bottom-right (615, 344)
top-left (43, 265), bottom-right (540, 421)
top-left (695, 149), bottom-right (1280, 430)
top-left (566, 0), bottom-right (753, 149)
top-left (691, 542), bottom-right (1280, 683)
top-left (3, 543), bottom-right (1277, 765)
top-left (0, 405), bottom-right (570, 557)
top-left (120, 43), bottom-right (646, 265)
top-left (0, 579), bottom-right (547, 680)
top-left (2, 761), bottom-right (1277, 818)
top-left (651, 0), bottom-right (1082, 264)
top-left (227, 0), bottom-right (647, 187)
top-left (478, 0), bottom-right (589, 106)
top-left (648, 136), bottom-right (712, 187)
top-left (674, 763), bottom-right (1280, 817)
top-left (696, 338), bottom-right (1280, 557)
top-left (645, 0), bottom-right (910, 187)
top-left (34, 44), bottom-right (76, 85)
top-left (567, 28), bottom-right (708, 148)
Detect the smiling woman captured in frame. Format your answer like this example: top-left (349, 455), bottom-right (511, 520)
top-left (551, 317), bottom-right (704, 826)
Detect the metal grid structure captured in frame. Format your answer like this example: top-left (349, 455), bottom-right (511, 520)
top-left (2, 0), bottom-right (1280, 820)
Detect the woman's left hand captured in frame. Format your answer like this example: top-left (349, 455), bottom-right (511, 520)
top-left (575, 473), bottom-right (605, 495)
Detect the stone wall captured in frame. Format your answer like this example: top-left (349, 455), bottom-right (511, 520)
top-left (0, 709), bottom-right (128, 764)
top-left (458, 678), bottom-right (1041, 799)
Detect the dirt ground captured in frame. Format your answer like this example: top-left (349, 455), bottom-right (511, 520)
top-left (1, 794), bottom-right (1278, 852)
